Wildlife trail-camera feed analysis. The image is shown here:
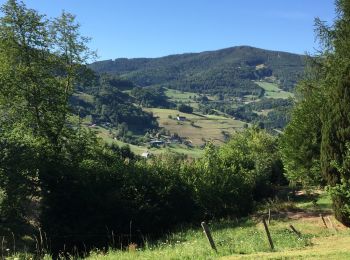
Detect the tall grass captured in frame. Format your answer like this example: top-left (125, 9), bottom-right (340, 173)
top-left (87, 218), bottom-right (312, 260)
top-left (85, 192), bottom-right (344, 260)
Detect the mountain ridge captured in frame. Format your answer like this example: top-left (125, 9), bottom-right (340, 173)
top-left (89, 45), bottom-right (306, 95)
top-left (96, 45), bottom-right (304, 62)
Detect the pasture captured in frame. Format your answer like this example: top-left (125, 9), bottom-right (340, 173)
top-left (144, 108), bottom-right (246, 146)
top-left (255, 81), bottom-right (294, 99)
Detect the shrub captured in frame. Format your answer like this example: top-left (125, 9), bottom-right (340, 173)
top-left (177, 104), bottom-right (193, 114)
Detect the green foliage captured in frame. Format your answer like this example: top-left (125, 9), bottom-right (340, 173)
top-left (99, 74), bottom-right (136, 91)
top-left (327, 143), bottom-right (350, 226)
top-left (39, 130), bottom-right (129, 253)
top-left (177, 104), bottom-right (193, 114)
top-left (0, 0), bottom-right (99, 252)
top-left (35, 129), bottom-right (283, 254)
top-left (89, 46), bottom-right (305, 95)
top-left (280, 81), bottom-right (323, 186)
top-left (197, 97), bottom-right (293, 130)
top-left (0, 128), bottom-right (42, 232)
top-left (317, 0), bottom-right (350, 226)
top-left (130, 86), bottom-right (174, 108)
top-left (0, 0), bottom-right (94, 147)
top-left (281, 0), bottom-right (350, 226)
top-left (70, 73), bottom-right (160, 135)
top-left (188, 143), bottom-right (253, 218)
top-left (220, 128), bottom-right (285, 198)
top-left (87, 217), bottom-right (314, 260)
top-left (93, 85), bottom-right (158, 132)
top-left (247, 97), bottom-right (293, 111)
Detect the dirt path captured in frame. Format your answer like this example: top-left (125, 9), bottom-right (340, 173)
top-left (223, 203), bottom-right (349, 260)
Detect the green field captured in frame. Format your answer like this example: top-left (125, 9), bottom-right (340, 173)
top-left (144, 108), bottom-right (246, 146)
top-left (87, 191), bottom-right (350, 260)
top-left (164, 88), bottom-right (203, 109)
top-left (164, 88), bottom-right (198, 101)
top-left (255, 81), bottom-right (294, 99)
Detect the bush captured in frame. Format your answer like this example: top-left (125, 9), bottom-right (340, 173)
top-left (187, 144), bottom-right (253, 218)
top-left (219, 128), bottom-right (284, 200)
top-left (177, 104), bottom-right (193, 114)
top-left (3, 129), bottom-right (283, 255)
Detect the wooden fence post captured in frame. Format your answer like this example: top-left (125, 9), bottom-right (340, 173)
top-left (262, 218), bottom-right (274, 250)
top-left (320, 214), bottom-right (328, 228)
top-left (289, 225), bottom-right (301, 237)
top-left (201, 222), bottom-right (217, 252)
top-left (268, 209), bottom-right (271, 225)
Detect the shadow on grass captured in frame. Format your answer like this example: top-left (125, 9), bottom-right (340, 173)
top-left (209, 217), bottom-right (259, 232)
top-left (190, 124), bottom-right (202, 128)
top-left (191, 112), bottom-right (206, 118)
top-left (256, 187), bottom-right (333, 222)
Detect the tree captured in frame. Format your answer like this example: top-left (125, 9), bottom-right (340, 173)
top-left (0, 0), bottom-right (95, 234)
top-left (317, 0), bottom-right (350, 225)
top-left (281, 0), bottom-right (350, 225)
top-left (280, 79), bottom-right (324, 186)
top-left (178, 104), bottom-right (193, 114)
top-left (0, 0), bottom-right (53, 232)
top-left (0, 0), bottom-right (50, 135)
top-left (0, 0), bottom-right (94, 148)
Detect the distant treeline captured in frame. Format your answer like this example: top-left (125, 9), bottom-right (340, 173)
top-left (197, 97), bottom-right (293, 130)
top-left (89, 45), bottom-right (305, 95)
top-left (71, 74), bottom-right (159, 136)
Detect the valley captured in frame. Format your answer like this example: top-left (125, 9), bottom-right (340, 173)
top-left (1, 1), bottom-right (346, 259)
top-left (75, 46), bottom-right (300, 158)
top-left (77, 78), bottom-right (293, 158)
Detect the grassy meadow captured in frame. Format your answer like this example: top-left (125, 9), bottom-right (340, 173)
top-left (255, 81), bottom-right (294, 99)
top-left (144, 107), bottom-right (246, 146)
top-left (86, 191), bottom-right (350, 260)
top-left (164, 88), bottom-right (200, 102)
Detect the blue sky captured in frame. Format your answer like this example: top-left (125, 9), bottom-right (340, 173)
top-left (0, 0), bottom-right (336, 60)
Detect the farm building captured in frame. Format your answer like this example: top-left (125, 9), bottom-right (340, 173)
top-left (176, 116), bottom-right (186, 121)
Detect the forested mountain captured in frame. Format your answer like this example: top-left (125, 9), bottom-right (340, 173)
top-left (89, 46), bottom-right (305, 96)
top-left (71, 74), bottom-right (159, 135)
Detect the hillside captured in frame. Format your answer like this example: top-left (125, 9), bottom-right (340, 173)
top-left (89, 46), bottom-right (305, 95)
top-left (75, 46), bottom-right (304, 155)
